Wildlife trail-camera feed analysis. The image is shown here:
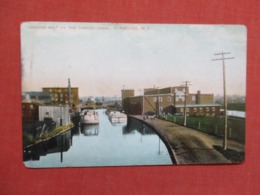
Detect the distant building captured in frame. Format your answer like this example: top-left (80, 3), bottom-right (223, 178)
top-left (22, 91), bottom-right (51, 104)
top-left (121, 89), bottom-right (135, 113)
top-left (121, 89), bottom-right (135, 99)
top-left (122, 86), bottom-right (220, 116)
top-left (22, 92), bottom-right (51, 123)
top-left (42, 87), bottom-right (79, 110)
top-left (164, 104), bottom-right (220, 117)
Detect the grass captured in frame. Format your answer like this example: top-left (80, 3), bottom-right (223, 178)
top-left (227, 103), bottom-right (246, 112)
top-left (161, 115), bottom-right (245, 142)
top-left (36, 124), bottom-right (73, 141)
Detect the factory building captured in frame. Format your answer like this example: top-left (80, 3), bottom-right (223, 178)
top-left (122, 86), bottom-right (220, 116)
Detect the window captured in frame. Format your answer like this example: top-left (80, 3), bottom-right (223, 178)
top-left (192, 95), bottom-right (196, 101)
top-left (212, 107), bottom-right (215, 111)
top-left (206, 107), bottom-right (209, 112)
top-left (167, 96), bottom-right (172, 102)
top-left (180, 108), bottom-right (184, 112)
top-left (199, 107), bottom-right (203, 112)
top-left (194, 108), bottom-right (197, 112)
top-left (159, 97), bottom-right (163, 102)
top-left (186, 108), bottom-right (190, 112)
top-left (153, 97), bottom-right (157, 102)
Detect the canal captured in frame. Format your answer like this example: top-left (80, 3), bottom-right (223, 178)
top-left (24, 109), bottom-right (173, 168)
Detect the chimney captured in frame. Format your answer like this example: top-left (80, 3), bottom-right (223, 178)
top-left (197, 90), bottom-right (201, 104)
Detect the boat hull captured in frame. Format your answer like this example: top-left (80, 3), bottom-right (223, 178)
top-left (108, 111), bottom-right (127, 124)
top-left (80, 109), bottom-right (99, 125)
top-left (109, 117), bottom-right (127, 123)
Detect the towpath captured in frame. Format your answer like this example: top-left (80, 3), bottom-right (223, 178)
top-left (129, 115), bottom-right (244, 165)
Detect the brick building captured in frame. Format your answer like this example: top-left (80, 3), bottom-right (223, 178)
top-left (122, 86), bottom-right (220, 116)
top-left (22, 102), bottom-right (39, 123)
top-left (42, 87), bottom-right (79, 110)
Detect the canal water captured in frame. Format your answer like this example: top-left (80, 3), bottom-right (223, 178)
top-left (24, 109), bottom-right (173, 168)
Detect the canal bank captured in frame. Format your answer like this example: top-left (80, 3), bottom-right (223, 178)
top-left (129, 115), bottom-right (245, 165)
top-left (24, 124), bottom-right (73, 149)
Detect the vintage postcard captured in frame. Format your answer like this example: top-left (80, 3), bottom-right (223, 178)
top-left (21, 22), bottom-right (246, 168)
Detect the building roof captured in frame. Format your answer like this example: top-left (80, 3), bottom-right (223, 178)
top-left (174, 103), bottom-right (220, 107)
top-left (42, 87), bottom-right (78, 89)
top-left (22, 91), bottom-right (50, 99)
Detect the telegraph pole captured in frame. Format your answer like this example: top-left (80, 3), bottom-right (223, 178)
top-left (68, 78), bottom-right (72, 108)
top-left (157, 87), bottom-right (160, 116)
top-left (212, 52), bottom-right (234, 150)
top-left (183, 81), bottom-right (191, 126)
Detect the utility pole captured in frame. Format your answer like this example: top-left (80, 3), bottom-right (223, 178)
top-left (68, 78), bottom-right (72, 108)
top-left (212, 52), bottom-right (234, 150)
top-left (157, 87), bottom-right (160, 116)
top-left (183, 81), bottom-right (191, 126)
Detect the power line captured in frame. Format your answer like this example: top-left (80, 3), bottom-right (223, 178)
top-left (212, 52), bottom-right (234, 150)
top-left (182, 81), bottom-right (191, 126)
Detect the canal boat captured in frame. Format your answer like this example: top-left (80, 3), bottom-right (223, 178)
top-left (80, 109), bottom-right (99, 125)
top-left (108, 111), bottom-right (127, 123)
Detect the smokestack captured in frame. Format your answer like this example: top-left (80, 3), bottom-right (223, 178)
top-left (197, 90), bottom-right (201, 104)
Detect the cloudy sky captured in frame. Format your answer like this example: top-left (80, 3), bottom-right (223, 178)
top-left (21, 22), bottom-right (247, 97)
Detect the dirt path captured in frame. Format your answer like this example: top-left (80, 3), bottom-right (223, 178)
top-left (130, 115), bottom-right (245, 165)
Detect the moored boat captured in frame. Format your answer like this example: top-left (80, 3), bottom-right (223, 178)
top-left (108, 111), bottom-right (127, 123)
top-left (80, 109), bottom-right (99, 125)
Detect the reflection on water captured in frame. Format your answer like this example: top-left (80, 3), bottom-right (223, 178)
top-left (23, 130), bottom-right (72, 162)
top-left (81, 124), bottom-right (99, 136)
top-left (24, 109), bottom-right (174, 168)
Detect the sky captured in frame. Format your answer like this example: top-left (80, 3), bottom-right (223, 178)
top-left (21, 22), bottom-right (247, 97)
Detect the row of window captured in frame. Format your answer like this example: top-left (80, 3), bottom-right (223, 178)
top-left (50, 93), bottom-right (73, 98)
top-left (152, 95), bottom-right (197, 103)
top-left (180, 107), bottom-right (216, 113)
top-left (153, 97), bottom-right (172, 102)
top-left (51, 97), bottom-right (71, 103)
top-left (49, 89), bottom-right (69, 93)
top-left (22, 104), bottom-right (35, 109)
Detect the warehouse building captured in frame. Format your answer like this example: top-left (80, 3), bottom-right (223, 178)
top-left (122, 86), bottom-right (220, 116)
